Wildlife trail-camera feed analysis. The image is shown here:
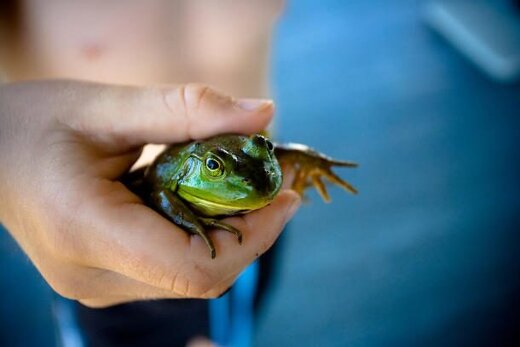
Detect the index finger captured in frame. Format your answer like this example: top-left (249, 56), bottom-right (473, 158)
top-left (60, 81), bottom-right (274, 147)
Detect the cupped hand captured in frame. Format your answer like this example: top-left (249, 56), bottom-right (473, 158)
top-left (0, 80), bottom-right (300, 307)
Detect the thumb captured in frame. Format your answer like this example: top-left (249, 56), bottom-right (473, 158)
top-left (65, 82), bottom-right (274, 147)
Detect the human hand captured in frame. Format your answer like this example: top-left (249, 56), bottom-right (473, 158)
top-left (0, 80), bottom-right (300, 307)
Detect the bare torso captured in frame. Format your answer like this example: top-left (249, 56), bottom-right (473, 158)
top-left (4, 0), bottom-right (283, 97)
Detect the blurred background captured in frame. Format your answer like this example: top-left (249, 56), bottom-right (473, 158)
top-left (1, 0), bottom-right (520, 346)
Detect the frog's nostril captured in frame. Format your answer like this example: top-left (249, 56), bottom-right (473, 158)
top-left (265, 139), bottom-right (274, 152)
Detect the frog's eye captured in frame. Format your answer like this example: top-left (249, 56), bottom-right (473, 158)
top-left (206, 158), bottom-right (219, 170)
top-left (205, 157), bottom-right (224, 177)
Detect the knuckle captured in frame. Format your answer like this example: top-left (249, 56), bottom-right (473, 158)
top-left (182, 84), bottom-right (212, 111)
top-left (48, 277), bottom-right (85, 300)
top-left (186, 278), bottom-right (214, 298)
top-left (79, 299), bottom-right (106, 308)
top-left (201, 283), bottom-right (233, 299)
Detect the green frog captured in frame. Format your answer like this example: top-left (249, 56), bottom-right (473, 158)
top-left (126, 134), bottom-right (357, 258)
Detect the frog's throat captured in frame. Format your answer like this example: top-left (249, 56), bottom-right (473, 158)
top-left (178, 191), bottom-right (271, 217)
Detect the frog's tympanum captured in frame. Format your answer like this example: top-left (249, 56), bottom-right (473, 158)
top-left (125, 134), bottom-right (357, 258)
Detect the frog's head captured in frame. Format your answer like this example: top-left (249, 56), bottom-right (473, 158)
top-left (177, 134), bottom-right (283, 216)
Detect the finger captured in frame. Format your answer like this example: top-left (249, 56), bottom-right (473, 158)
top-left (79, 297), bottom-right (135, 308)
top-left (50, 261), bottom-right (235, 304)
top-left (46, 264), bottom-right (177, 302)
top-left (65, 81), bottom-right (274, 147)
top-left (78, 295), bottom-right (211, 309)
top-left (131, 144), bottom-right (167, 170)
top-left (94, 147), bottom-right (143, 179)
top-left (70, 179), bottom-right (239, 297)
top-left (71, 181), bottom-right (298, 298)
top-left (77, 271), bottom-right (237, 308)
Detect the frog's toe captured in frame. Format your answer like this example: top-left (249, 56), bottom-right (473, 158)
top-left (311, 174), bottom-right (331, 203)
top-left (194, 229), bottom-right (216, 259)
top-left (200, 217), bottom-right (243, 244)
top-left (292, 169), bottom-right (309, 197)
top-left (328, 158), bottom-right (358, 168)
top-left (323, 169), bottom-right (358, 195)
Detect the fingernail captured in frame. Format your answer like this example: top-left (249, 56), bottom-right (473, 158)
top-left (283, 193), bottom-right (301, 224)
top-left (236, 98), bottom-right (274, 112)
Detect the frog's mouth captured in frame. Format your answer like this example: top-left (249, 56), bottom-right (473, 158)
top-left (178, 191), bottom-right (271, 217)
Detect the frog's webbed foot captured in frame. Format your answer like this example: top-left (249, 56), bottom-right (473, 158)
top-left (275, 143), bottom-right (358, 202)
top-left (198, 217), bottom-right (243, 244)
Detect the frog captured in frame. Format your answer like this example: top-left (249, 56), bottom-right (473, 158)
top-left (124, 134), bottom-right (357, 258)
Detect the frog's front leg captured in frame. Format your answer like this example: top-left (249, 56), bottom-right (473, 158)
top-left (274, 143), bottom-right (358, 202)
top-left (150, 189), bottom-right (242, 258)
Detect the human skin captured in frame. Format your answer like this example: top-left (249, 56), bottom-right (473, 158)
top-left (0, 80), bottom-right (300, 308)
top-left (0, 0), bottom-right (296, 308)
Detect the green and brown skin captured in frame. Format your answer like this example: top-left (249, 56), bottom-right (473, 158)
top-left (127, 134), bottom-right (357, 258)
